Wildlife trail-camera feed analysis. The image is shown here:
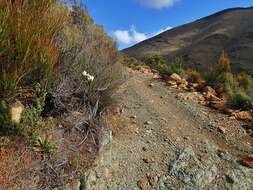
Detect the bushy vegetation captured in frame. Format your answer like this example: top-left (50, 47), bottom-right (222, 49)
top-left (170, 58), bottom-right (185, 77)
top-left (54, 0), bottom-right (123, 107)
top-left (145, 51), bottom-right (253, 110)
top-left (187, 69), bottom-right (203, 84)
top-left (146, 55), bottom-right (185, 78)
top-left (231, 90), bottom-right (252, 109)
top-left (0, 0), bottom-right (123, 151)
top-left (204, 51), bottom-right (232, 86)
top-left (237, 72), bottom-right (253, 89)
top-left (0, 0), bottom-right (68, 98)
top-left (203, 51), bottom-right (253, 109)
top-left (120, 54), bottom-right (144, 68)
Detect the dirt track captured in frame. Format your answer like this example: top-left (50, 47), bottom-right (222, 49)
top-left (83, 68), bottom-right (253, 190)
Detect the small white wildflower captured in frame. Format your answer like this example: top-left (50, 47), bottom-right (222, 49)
top-left (82, 70), bottom-right (87, 76)
top-left (82, 70), bottom-right (95, 82)
top-left (87, 75), bottom-right (94, 81)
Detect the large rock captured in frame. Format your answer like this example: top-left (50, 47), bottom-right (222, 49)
top-left (203, 86), bottom-right (217, 98)
top-left (215, 85), bottom-right (225, 95)
top-left (239, 155), bottom-right (253, 169)
top-left (168, 147), bottom-right (218, 189)
top-left (161, 145), bottom-right (253, 190)
top-left (169, 73), bottom-right (182, 82)
top-left (232, 111), bottom-right (253, 121)
top-left (10, 101), bottom-right (24, 124)
top-left (208, 94), bottom-right (222, 102)
top-left (167, 80), bottom-right (177, 87)
top-left (178, 83), bottom-right (188, 91)
top-left (209, 100), bottom-right (226, 110)
top-left (179, 79), bottom-right (189, 86)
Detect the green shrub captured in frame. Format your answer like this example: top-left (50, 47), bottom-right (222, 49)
top-left (146, 55), bottom-right (171, 78)
top-left (237, 72), bottom-right (253, 89)
top-left (146, 55), bottom-right (166, 68)
top-left (222, 72), bottom-right (238, 94)
top-left (156, 63), bottom-right (172, 78)
top-left (34, 136), bottom-right (55, 156)
top-left (230, 91), bottom-right (252, 109)
top-left (0, 0), bottom-right (68, 98)
top-left (145, 55), bottom-right (185, 78)
top-left (22, 94), bottom-right (46, 128)
top-left (120, 54), bottom-right (143, 68)
top-left (170, 58), bottom-right (185, 77)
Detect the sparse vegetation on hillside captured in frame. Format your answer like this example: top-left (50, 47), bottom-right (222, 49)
top-left (204, 51), bottom-right (253, 109)
top-left (142, 50), bottom-right (253, 110)
top-left (146, 55), bottom-right (185, 78)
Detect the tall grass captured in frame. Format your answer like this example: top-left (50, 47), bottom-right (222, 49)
top-left (0, 0), bottom-right (68, 98)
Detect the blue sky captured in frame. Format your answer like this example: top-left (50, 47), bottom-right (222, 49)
top-left (83, 0), bottom-right (253, 49)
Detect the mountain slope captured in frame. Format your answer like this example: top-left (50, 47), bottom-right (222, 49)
top-left (123, 7), bottom-right (253, 74)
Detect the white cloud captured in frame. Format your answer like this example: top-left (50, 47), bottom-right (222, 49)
top-left (113, 25), bottom-right (172, 49)
top-left (152, 26), bottom-right (172, 36)
top-left (113, 26), bottom-right (148, 45)
top-left (113, 30), bottom-right (133, 44)
top-left (136, 0), bottom-right (179, 9)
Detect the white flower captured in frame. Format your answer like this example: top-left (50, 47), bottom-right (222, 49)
top-left (82, 70), bottom-right (95, 82)
top-left (82, 70), bottom-right (87, 76)
top-left (88, 75), bottom-right (94, 81)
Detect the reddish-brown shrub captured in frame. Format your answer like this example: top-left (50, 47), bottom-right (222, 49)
top-left (187, 69), bottom-right (203, 84)
top-left (0, 0), bottom-right (68, 98)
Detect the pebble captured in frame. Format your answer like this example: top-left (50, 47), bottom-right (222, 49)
top-left (149, 83), bottom-right (154, 87)
top-left (176, 137), bottom-right (181, 142)
top-left (218, 126), bottom-right (226, 134)
top-left (145, 121), bottom-right (153, 125)
top-left (130, 115), bottom-right (137, 119)
top-left (143, 158), bottom-right (155, 163)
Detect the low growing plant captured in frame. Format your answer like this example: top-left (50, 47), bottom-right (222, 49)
top-left (187, 69), bottom-right (203, 84)
top-left (237, 72), bottom-right (253, 89)
top-left (146, 55), bottom-right (185, 78)
top-left (33, 136), bottom-right (55, 156)
top-left (230, 90), bottom-right (252, 109)
top-left (170, 57), bottom-right (185, 77)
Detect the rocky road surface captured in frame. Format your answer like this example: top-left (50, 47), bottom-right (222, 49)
top-left (82, 68), bottom-right (253, 190)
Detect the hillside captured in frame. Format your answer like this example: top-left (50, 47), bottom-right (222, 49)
top-left (123, 7), bottom-right (253, 74)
